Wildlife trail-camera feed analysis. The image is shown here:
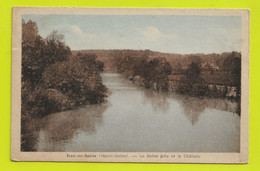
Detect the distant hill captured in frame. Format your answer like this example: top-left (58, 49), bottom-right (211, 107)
top-left (72, 49), bottom-right (241, 71)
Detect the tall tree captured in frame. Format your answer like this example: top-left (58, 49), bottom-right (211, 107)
top-left (22, 20), bottom-right (71, 86)
top-left (22, 20), bottom-right (46, 85)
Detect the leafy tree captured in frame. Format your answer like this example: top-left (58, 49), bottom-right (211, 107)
top-left (43, 53), bottom-right (107, 106)
top-left (222, 51), bottom-right (241, 98)
top-left (133, 59), bottom-right (148, 77)
top-left (176, 62), bottom-right (207, 96)
top-left (45, 30), bottom-right (71, 64)
top-left (222, 51), bottom-right (241, 74)
top-left (186, 62), bottom-right (201, 82)
top-left (22, 20), bottom-right (46, 85)
top-left (141, 57), bottom-right (172, 90)
top-left (22, 20), bottom-right (71, 86)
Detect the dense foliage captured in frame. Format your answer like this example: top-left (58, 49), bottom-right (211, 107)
top-left (176, 52), bottom-right (241, 98)
top-left (43, 53), bottom-right (107, 106)
top-left (176, 62), bottom-right (208, 96)
top-left (109, 49), bottom-right (241, 98)
top-left (113, 53), bottom-right (172, 91)
top-left (22, 20), bottom-right (71, 86)
top-left (21, 20), bottom-right (107, 151)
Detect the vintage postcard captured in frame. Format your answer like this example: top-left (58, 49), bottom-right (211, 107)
top-left (11, 7), bottom-right (249, 163)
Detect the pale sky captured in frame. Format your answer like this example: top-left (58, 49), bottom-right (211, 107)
top-left (22, 15), bottom-right (242, 54)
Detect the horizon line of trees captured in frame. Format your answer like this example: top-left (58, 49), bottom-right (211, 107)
top-left (111, 50), bottom-right (241, 98)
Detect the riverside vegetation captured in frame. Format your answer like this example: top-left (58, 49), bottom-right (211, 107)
top-left (21, 20), bottom-right (241, 151)
top-left (21, 20), bottom-right (108, 151)
top-left (78, 49), bottom-right (241, 98)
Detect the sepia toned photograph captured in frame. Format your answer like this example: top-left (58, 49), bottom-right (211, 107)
top-left (11, 7), bottom-right (249, 163)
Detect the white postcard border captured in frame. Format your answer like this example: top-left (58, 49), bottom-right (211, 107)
top-left (11, 7), bottom-right (250, 163)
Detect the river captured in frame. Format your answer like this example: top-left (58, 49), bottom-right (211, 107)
top-left (34, 72), bottom-right (240, 152)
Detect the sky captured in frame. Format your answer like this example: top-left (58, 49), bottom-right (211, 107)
top-left (22, 15), bottom-right (242, 54)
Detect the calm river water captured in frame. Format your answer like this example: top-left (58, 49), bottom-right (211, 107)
top-left (34, 72), bottom-right (240, 152)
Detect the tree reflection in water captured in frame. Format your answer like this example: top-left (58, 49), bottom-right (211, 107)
top-left (177, 96), bottom-right (206, 125)
top-left (142, 89), bottom-right (170, 114)
top-left (23, 73), bottom-right (240, 152)
top-left (35, 103), bottom-right (108, 151)
top-left (175, 94), bottom-right (239, 125)
top-left (142, 89), bottom-right (239, 125)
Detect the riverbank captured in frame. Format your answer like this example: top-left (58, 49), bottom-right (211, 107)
top-left (127, 73), bottom-right (239, 99)
top-left (25, 72), bottom-right (240, 152)
top-left (104, 50), bottom-right (240, 100)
